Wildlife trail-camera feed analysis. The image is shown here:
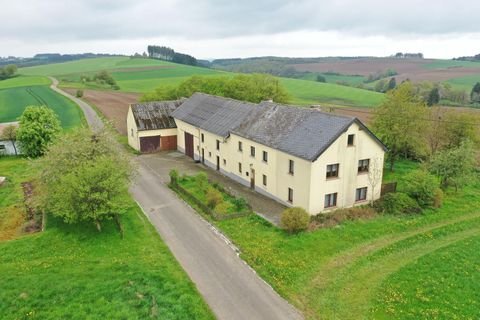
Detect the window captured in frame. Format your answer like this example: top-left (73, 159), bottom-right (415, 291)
top-left (263, 174), bottom-right (267, 186)
top-left (0, 145), bottom-right (5, 150)
top-left (209, 152), bottom-right (212, 157)
top-left (216, 139), bottom-right (220, 150)
top-left (250, 146), bottom-right (255, 157)
top-left (324, 193), bottom-right (337, 208)
top-left (238, 162), bottom-right (242, 173)
top-left (288, 188), bottom-right (293, 203)
top-left (356, 187), bottom-right (367, 201)
top-left (238, 141), bottom-right (243, 152)
top-left (201, 133), bottom-right (204, 143)
top-left (288, 160), bottom-right (294, 175)
top-left (223, 159), bottom-right (227, 166)
top-left (131, 129), bottom-right (134, 137)
top-left (347, 134), bottom-right (355, 146)
top-left (262, 151), bottom-right (268, 163)
top-left (326, 164), bottom-right (339, 178)
top-left (358, 159), bottom-right (370, 173)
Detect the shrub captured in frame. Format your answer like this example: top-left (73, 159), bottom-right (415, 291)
top-left (433, 188), bottom-right (444, 208)
top-left (311, 206), bottom-right (377, 229)
top-left (378, 192), bottom-right (422, 215)
top-left (280, 207), bottom-right (310, 234)
top-left (232, 197), bottom-right (248, 211)
top-left (195, 172), bottom-right (208, 191)
top-left (206, 187), bottom-right (223, 209)
top-left (75, 89), bottom-right (84, 98)
top-left (214, 202), bottom-right (231, 215)
top-left (403, 169), bottom-right (438, 208)
top-left (169, 169), bottom-right (178, 184)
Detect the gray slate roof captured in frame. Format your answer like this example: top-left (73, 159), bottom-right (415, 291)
top-left (232, 101), bottom-right (356, 161)
top-left (131, 100), bottom-right (184, 131)
top-left (172, 93), bottom-right (385, 161)
top-left (172, 93), bottom-right (257, 137)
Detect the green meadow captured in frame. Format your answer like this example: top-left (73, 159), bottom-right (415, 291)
top-left (19, 56), bottom-right (385, 107)
top-left (0, 85), bottom-right (84, 128)
top-left (214, 160), bottom-right (480, 319)
top-left (0, 157), bottom-right (214, 320)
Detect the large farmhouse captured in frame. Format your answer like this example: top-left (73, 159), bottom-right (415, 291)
top-left (127, 93), bottom-right (386, 214)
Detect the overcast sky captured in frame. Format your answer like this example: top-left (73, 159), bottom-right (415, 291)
top-left (2, 0), bottom-right (480, 59)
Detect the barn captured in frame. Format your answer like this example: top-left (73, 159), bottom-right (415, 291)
top-left (127, 100), bottom-right (184, 153)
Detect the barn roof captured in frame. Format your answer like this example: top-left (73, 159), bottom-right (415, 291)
top-left (172, 93), bottom-right (386, 161)
top-left (131, 100), bottom-right (184, 131)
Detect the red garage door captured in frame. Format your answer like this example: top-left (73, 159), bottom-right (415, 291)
top-left (160, 135), bottom-right (177, 151)
top-left (140, 135), bottom-right (160, 153)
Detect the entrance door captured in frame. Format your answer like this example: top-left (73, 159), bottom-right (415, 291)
top-left (216, 156), bottom-right (220, 171)
top-left (201, 148), bottom-right (205, 164)
top-left (250, 168), bottom-right (255, 189)
top-left (184, 132), bottom-right (194, 159)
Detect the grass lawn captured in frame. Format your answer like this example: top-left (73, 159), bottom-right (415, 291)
top-left (20, 56), bottom-right (385, 108)
top-left (0, 75), bottom-right (51, 90)
top-left (0, 157), bottom-right (33, 241)
top-left (213, 160), bottom-right (480, 319)
top-left (0, 157), bottom-right (214, 320)
top-left (281, 77), bottom-right (384, 107)
top-left (0, 85), bottom-right (84, 128)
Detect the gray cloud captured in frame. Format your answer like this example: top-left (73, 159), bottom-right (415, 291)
top-left (1, 0), bottom-right (479, 57)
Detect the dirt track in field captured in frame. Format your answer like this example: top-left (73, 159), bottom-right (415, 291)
top-left (291, 58), bottom-right (480, 83)
top-left (65, 88), bottom-right (140, 135)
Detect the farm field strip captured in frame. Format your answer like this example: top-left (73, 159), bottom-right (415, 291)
top-left (0, 75), bottom-right (51, 90)
top-left (0, 85), bottom-right (84, 128)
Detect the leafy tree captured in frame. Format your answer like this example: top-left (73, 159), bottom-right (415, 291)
top-left (443, 112), bottom-right (480, 148)
top-left (141, 74), bottom-right (290, 104)
top-left (0, 64), bottom-right (17, 80)
top-left (386, 77), bottom-right (396, 91)
top-left (280, 207), bottom-right (310, 233)
top-left (1, 125), bottom-right (18, 155)
top-left (403, 169), bottom-right (441, 208)
top-left (316, 74), bottom-right (326, 82)
top-left (471, 82), bottom-right (480, 103)
top-left (428, 140), bottom-right (476, 191)
top-left (39, 128), bottom-right (132, 233)
top-left (16, 106), bottom-right (61, 158)
top-left (374, 79), bottom-right (387, 92)
top-left (427, 87), bottom-right (440, 106)
top-left (372, 82), bottom-right (428, 171)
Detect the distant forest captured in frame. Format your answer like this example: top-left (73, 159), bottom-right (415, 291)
top-left (147, 45), bottom-right (207, 67)
top-left (454, 53), bottom-right (480, 62)
top-left (0, 53), bottom-right (120, 68)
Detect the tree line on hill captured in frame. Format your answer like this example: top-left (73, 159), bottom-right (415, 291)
top-left (0, 64), bottom-right (17, 80)
top-left (147, 45), bottom-right (198, 66)
top-left (141, 73), bottom-right (290, 104)
top-left (0, 53), bottom-right (120, 68)
top-left (454, 53), bottom-right (480, 62)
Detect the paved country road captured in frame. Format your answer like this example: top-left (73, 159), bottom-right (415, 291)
top-left (51, 79), bottom-right (303, 320)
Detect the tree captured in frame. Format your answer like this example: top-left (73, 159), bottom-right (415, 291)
top-left (428, 140), bottom-right (476, 191)
top-left (386, 77), bottom-right (396, 91)
top-left (427, 87), bottom-right (440, 106)
top-left (367, 157), bottom-right (383, 205)
top-left (316, 74), bottom-right (326, 82)
top-left (141, 74), bottom-right (290, 104)
top-left (403, 169), bottom-right (440, 208)
top-left (471, 82), bottom-right (480, 103)
top-left (39, 129), bottom-right (132, 233)
top-left (374, 79), bottom-right (387, 92)
top-left (1, 125), bottom-right (18, 155)
top-left (372, 82), bottom-right (428, 171)
top-left (16, 106), bottom-right (61, 158)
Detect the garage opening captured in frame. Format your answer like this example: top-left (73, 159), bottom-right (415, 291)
top-left (140, 135), bottom-right (160, 153)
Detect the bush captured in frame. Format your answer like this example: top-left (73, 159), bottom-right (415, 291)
top-left (195, 172), bottom-right (208, 191)
top-left (433, 188), bottom-right (444, 208)
top-left (311, 206), bottom-right (377, 229)
top-left (206, 187), bottom-right (223, 209)
top-left (232, 197), bottom-right (248, 211)
top-left (169, 169), bottom-right (178, 184)
top-left (280, 207), bottom-right (310, 233)
top-left (214, 202), bottom-right (231, 215)
top-left (403, 169), bottom-right (438, 208)
top-left (378, 192), bottom-right (422, 215)
top-left (75, 89), bottom-right (84, 98)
